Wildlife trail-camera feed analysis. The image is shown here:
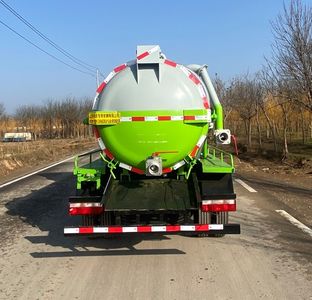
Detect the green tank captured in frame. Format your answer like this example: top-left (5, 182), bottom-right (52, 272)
top-left (90, 45), bottom-right (222, 175)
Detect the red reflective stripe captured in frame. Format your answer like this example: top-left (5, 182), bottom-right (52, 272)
top-left (132, 116), bottom-right (145, 121)
top-left (104, 149), bottom-right (114, 160)
top-left (190, 145), bottom-right (199, 157)
top-left (164, 59), bottom-right (177, 67)
top-left (202, 96), bottom-right (209, 109)
top-left (114, 64), bottom-right (127, 73)
top-left (189, 73), bottom-right (200, 85)
top-left (158, 116), bottom-right (171, 121)
top-left (79, 227), bottom-right (94, 234)
top-left (131, 167), bottom-right (145, 175)
top-left (162, 168), bottom-right (172, 174)
top-left (69, 207), bottom-right (103, 216)
top-left (65, 224), bottom-right (221, 235)
top-left (137, 51), bottom-right (149, 60)
top-left (166, 225), bottom-right (180, 232)
top-left (184, 116), bottom-right (195, 121)
top-left (195, 224), bottom-right (209, 231)
top-left (93, 126), bottom-right (100, 138)
top-left (96, 82), bottom-right (106, 93)
top-left (137, 226), bottom-right (152, 233)
top-left (108, 227), bottom-right (123, 233)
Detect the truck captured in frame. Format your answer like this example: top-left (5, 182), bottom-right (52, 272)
top-left (64, 45), bottom-right (240, 237)
top-left (3, 132), bottom-right (32, 142)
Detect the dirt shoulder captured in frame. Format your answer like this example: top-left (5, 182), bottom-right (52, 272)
top-left (235, 154), bottom-right (312, 189)
top-left (0, 138), bottom-right (97, 185)
top-left (235, 155), bottom-right (312, 227)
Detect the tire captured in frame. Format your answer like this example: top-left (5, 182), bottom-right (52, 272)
top-left (210, 211), bottom-right (228, 237)
top-left (194, 210), bottom-right (228, 237)
top-left (193, 210), bottom-right (212, 237)
top-left (100, 211), bottom-right (114, 226)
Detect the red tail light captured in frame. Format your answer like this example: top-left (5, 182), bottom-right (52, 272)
top-left (69, 203), bottom-right (104, 215)
top-left (201, 199), bottom-right (236, 212)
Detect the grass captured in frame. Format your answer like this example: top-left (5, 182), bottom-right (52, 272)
top-left (0, 138), bottom-right (96, 177)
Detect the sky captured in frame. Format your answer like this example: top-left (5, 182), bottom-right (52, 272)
top-left (0, 0), bottom-right (310, 114)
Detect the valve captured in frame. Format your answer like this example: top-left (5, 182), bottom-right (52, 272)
top-left (215, 129), bottom-right (231, 145)
top-left (146, 156), bottom-right (162, 176)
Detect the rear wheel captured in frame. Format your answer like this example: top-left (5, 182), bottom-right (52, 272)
top-left (100, 211), bottom-right (114, 226)
top-left (194, 210), bottom-right (228, 237)
top-left (193, 210), bottom-right (211, 237)
top-left (210, 211), bottom-right (228, 237)
top-left (82, 215), bottom-right (95, 226)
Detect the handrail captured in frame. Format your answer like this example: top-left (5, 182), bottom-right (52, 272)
top-left (206, 145), bottom-right (234, 168)
top-left (75, 148), bottom-right (101, 169)
top-left (77, 148), bottom-right (101, 158)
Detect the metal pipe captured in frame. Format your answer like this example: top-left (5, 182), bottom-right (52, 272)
top-left (187, 64), bottom-right (223, 129)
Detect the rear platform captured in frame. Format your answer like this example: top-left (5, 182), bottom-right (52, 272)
top-left (104, 178), bottom-right (196, 211)
top-left (65, 157), bottom-right (240, 236)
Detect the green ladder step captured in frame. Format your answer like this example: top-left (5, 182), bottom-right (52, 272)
top-left (200, 156), bottom-right (234, 173)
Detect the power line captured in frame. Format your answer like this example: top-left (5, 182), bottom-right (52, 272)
top-left (0, 0), bottom-right (98, 73)
top-left (0, 19), bottom-right (96, 78)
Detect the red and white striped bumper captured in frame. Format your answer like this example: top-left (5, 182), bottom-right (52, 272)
top-left (64, 224), bottom-right (240, 235)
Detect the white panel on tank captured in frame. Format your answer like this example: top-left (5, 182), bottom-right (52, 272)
top-left (96, 62), bottom-right (206, 111)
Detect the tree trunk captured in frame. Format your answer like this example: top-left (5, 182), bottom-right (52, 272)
top-left (310, 112), bottom-right (312, 139)
top-left (260, 105), bottom-right (278, 152)
top-left (256, 106), bottom-right (262, 149)
top-left (300, 108), bottom-right (305, 144)
top-left (248, 119), bottom-right (252, 147)
top-left (280, 104), bottom-right (289, 159)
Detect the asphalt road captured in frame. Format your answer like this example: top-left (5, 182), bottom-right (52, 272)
top-left (0, 159), bottom-right (311, 300)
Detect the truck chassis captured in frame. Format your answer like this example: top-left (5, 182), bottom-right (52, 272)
top-left (64, 149), bottom-right (240, 237)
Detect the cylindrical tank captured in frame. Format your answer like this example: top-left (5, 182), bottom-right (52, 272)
top-left (92, 45), bottom-right (211, 173)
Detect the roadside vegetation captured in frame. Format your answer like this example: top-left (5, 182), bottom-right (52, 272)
top-left (0, 97), bottom-right (92, 140)
top-left (217, 0), bottom-right (312, 165)
top-left (0, 98), bottom-right (94, 179)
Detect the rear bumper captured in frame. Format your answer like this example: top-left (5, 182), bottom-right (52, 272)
top-left (64, 223), bottom-right (240, 236)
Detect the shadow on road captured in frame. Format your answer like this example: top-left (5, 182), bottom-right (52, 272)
top-left (26, 234), bottom-right (185, 258)
top-left (5, 171), bottom-right (185, 258)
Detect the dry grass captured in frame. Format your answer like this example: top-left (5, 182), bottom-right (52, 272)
top-left (0, 138), bottom-right (96, 177)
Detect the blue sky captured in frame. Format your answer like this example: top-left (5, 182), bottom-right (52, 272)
top-left (0, 0), bottom-right (308, 113)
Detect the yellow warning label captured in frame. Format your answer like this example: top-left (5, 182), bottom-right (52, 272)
top-left (89, 111), bottom-right (121, 125)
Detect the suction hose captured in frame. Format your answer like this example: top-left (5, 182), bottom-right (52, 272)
top-left (187, 64), bottom-right (223, 129)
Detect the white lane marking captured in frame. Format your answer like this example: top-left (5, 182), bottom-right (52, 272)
top-left (276, 210), bottom-right (312, 238)
top-left (0, 149), bottom-right (97, 189)
top-left (235, 179), bottom-right (257, 193)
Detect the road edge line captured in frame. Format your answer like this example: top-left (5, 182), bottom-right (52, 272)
top-left (276, 210), bottom-right (312, 238)
top-left (235, 179), bottom-right (257, 193)
top-left (0, 148), bottom-right (97, 189)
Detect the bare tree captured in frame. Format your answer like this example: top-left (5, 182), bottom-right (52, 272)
top-left (79, 97), bottom-right (93, 138)
top-left (214, 75), bottom-right (233, 123)
top-left (268, 0), bottom-right (312, 112)
top-left (41, 99), bottom-right (58, 138)
top-left (0, 102), bottom-right (6, 136)
top-left (226, 75), bottom-right (260, 147)
top-left (0, 102), bottom-right (5, 119)
top-left (15, 105), bottom-right (41, 139)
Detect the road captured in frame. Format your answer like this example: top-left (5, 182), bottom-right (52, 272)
top-left (0, 159), bottom-right (311, 300)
